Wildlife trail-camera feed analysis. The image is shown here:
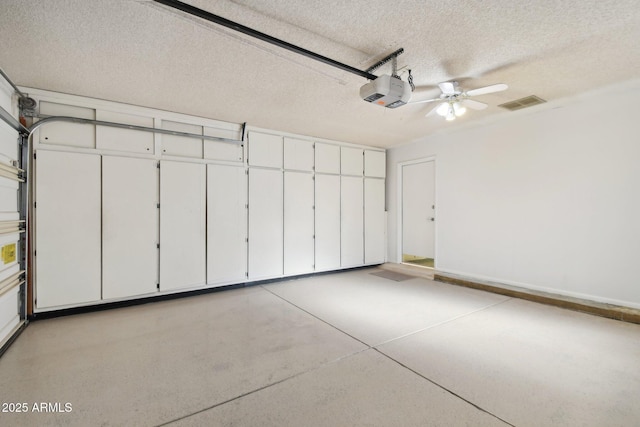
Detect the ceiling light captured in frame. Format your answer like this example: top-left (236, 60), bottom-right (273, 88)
top-left (445, 104), bottom-right (456, 121)
top-left (436, 103), bottom-right (449, 116)
top-left (453, 102), bottom-right (466, 116)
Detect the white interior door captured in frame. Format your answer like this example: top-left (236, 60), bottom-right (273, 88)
top-left (248, 168), bottom-right (283, 279)
top-left (160, 161), bottom-right (206, 291)
top-left (207, 164), bottom-right (247, 284)
top-left (315, 174), bottom-right (340, 271)
top-left (284, 171), bottom-right (314, 275)
top-left (402, 160), bottom-right (435, 261)
top-left (364, 178), bottom-right (385, 264)
top-left (103, 156), bottom-right (159, 299)
top-left (341, 176), bottom-right (364, 267)
top-left (35, 150), bottom-right (101, 308)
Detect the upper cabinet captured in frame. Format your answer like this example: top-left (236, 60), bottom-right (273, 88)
top-left (315, 142), bottom-right (340, 174)
top-left (364, 150), bottom-right (386, 178)
top-left (340, 147), bottom-right (363, 176)
top-left (284, 137), bottom-right (314, 172)
top-left (248, 131), bottom-right (283, 168)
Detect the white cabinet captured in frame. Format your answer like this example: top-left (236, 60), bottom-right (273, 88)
top-left (35, 150), bottom-right (101, 308)
top-left (315, 174), bottom-right (341, 271)
top-left (207, 164), bottom-right (247, 284)
top-left (364, 178), bottom-right (386, 264)
top-left (248, 132), bottom-right (283, 168)
top-left (160, 161), bottom-right (206, 291)
top-left (364, 150), bottom-right (386, 178)
top-left (341, 147), bottom-right (363, 176)
top-left (340, 176), bottom-right (364, 267)
top-left (248, 168), bottom-right (283, 279)
top-left (284, 171), bottom-right (314, 275)
top-left (284, 138), bottom-right (314, 171)
top-left (315, 143), bottom-right (340, 174)
top-left (102, 156), bottom-right (159, 299)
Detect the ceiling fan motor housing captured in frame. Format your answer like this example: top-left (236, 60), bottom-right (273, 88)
top-left (360, 75), bottom-right (412, 108)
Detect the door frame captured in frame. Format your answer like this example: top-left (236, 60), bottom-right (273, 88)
top-left (396, 156), bottom-right (437, 266)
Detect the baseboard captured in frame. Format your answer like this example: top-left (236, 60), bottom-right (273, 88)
top-left (434, 272), bottom-right (640, 325)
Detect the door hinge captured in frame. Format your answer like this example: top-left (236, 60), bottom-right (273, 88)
top-left (157, 243), bottom-right (160, 249)
top-left (33, 152), bottom-right (36, 160)
top-left (34, 202), bottom-right (36, 208)
top-left (157, 283), bottom-right (160, 290)
top-left (157, 162), bottom-right (160, 168)
top-left (157, 203), bottom-right (160, 208)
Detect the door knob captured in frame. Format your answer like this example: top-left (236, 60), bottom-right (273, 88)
top-left (428, 217), bottom-right (435, 221)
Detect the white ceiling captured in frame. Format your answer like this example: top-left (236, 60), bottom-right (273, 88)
top-left (1, 0), bottom-right (639, 147)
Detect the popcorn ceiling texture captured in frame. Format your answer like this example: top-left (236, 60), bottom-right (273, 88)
top-left (0, 0), bottom-right (639, 147)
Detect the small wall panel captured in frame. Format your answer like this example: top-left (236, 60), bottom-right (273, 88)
top-left (315, 143), bottom-right (340, 174)
top-left (284, 171), bottom-right (314, 275)
top-left (161, 120), bottom-right (203, 158)
top-left (102, 156), bottom-right (159, 299)
top-left (207, 164), bottom-right (247, 284)
top-left (96, 110), bottom-right (154, 154)
top-left (38, 102), bottom-right (96, 148)
top-left (315, 174), bottom-right (341, 271)
top-left (364, 178), bottom-right (386, 264)
top-left (35, 150), bottom-right (101, 308)
top-left (341, 176), bottom-right (364, 267)
top-left (204, 126), bottom-right (243, 162)
top-left (248, 132), bottom-right (282, 168)
top-left (248, 168), bottom-right (283, 279)
top-left (160, 161), bottom-right (206, 291)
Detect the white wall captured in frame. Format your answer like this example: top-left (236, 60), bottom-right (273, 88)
top-left (387, 81), bottom-right (640, 309)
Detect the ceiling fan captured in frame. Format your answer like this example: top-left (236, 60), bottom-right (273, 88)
top-left (410, 81), bottom-right (509, 120)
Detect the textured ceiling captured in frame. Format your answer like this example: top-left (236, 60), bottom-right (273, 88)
top-left (1, 0), bottom-right (639, 147)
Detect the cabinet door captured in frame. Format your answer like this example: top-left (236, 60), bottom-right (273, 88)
top-left (35, 151), bottom-right (101, 308)
top-left (284, 138), bottom-right (314, 171)
top-left (248, 132), bottom-right (282, 168)
top-left (341, 176), bottom-right (364, 267)
top-left (341, 147), bottom-right (363, 176)
top-left (248, 168), bottom-right (283, 279)
top-left (315, 174), bottom-right (341, 271)
top-left (207, 164), bottom-right (247, 284)
top-left (365, 178), bottom-right (385, 264)
top-left (364, 150), bottom-right (386, 178)
top-left (284, 171), bottom-right (314, 275)
top-left (103, 156), bottom-right (159, 299)
top-left (315, 143), bottom-right (340, 174)
top-left (160, 161), bottom-right (206, 291)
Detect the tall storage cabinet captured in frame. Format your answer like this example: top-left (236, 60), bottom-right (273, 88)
top-left (35, 150), bottom-right (102, 308)
top-left (207, 164), bottom-right (247, 285)
top-left (160, 161), bottom-right (206, 291)
top-left (284, 138), bottom-right (315, 275)
top-left (102, 156), bottom-right (159, 299)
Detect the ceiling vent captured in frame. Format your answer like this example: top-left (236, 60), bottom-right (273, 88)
top-left (499, 95), bottom-right (546, 111)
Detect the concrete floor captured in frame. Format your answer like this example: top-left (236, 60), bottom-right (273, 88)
top-left (1, 267), bottom-right (639, 426)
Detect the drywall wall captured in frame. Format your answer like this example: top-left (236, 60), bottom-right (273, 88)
top-left (387, 80), bottom-right (640, 309)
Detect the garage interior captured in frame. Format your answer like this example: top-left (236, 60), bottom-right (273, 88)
top-left (0, 1), bottom-right (639, 426)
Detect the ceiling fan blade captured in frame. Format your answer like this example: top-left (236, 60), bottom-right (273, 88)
top-left (465, 83), bottom-right (508, 97)
top-left (425, 104), bottom-right (444, 117)
top-left (438, 81), bottom-right (457, 95)
top-left (461, 99), bottom-right (488, 110)
top-left (408, 97), bottom-right (442, 105)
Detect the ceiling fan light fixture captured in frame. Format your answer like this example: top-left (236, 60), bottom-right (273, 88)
top-left (453, 102), bottom-right (466, 116)
top-left (436, 102), bottom-right (449, 117)
top-left (445, 104), bottom-right (456, 121)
